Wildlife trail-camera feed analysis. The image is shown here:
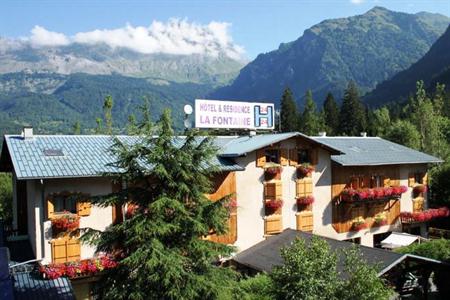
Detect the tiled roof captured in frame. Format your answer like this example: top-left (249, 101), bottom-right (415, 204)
top-left (218, 132), bottom-right (340, 157)
top-left (312, 137), bottom-right (442, 166)
top-left (13, 270), bottom-right (75, 300)
top-left (1, 135), bottom-right (244, 180)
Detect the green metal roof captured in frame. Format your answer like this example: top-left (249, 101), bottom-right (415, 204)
top-left (313, 137), bottom-right (442, 166)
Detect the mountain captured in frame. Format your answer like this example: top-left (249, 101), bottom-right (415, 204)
top-left (365, 25), bottom-right (450, 106)
top-left (0, 42), bottom-right (245, 86)
top-left (211, 7), bottom-right (450, 106)
top-left (0, 72), bottom-right (213, 136)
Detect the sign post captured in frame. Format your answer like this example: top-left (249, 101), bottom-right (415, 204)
top-left (194, 99), bottom-right (275, 130)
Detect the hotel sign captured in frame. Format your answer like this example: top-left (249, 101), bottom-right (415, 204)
top-left (194, 99), bottom-right (274, 130)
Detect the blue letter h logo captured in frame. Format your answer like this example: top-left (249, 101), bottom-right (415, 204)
top-left (254, 105), bottom-right (273, 128)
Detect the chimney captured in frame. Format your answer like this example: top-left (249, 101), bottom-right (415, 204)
top-left (318, 131), bottom-right (327, 137)
top-left (22, 126), bottom-right (33, 139)
top-left (360, 132), bottom-right (367, 137)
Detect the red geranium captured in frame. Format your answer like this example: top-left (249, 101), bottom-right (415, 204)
top-left (265, 199), bottom-right (283, 211)
top-left (413, 185), bottom-right (427, 195)
top-left (265, 166), bottom-right (283, 175)
top-left (296, 196), bottom-right (314, 205)
top-left (297, 164), bottom-right (314, 177)
top-left (51, 212), bottom-right (80, 232)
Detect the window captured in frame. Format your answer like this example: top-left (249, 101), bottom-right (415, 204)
top-left (350, 176), bottom-right (365, 189)
top-left (414, 172), bottom-right (424, 184)
top-left (297, 149), bottom-right (311, 164)
top-left (265, 149), bottom-right (280, 164)
top-left (371, 175), bottom-right (383, 188)
top-left (53, 194), bottom-right (77, 213)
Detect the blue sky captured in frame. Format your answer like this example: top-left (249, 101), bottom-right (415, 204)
top-left (1, 0), bottom-right (449, 58)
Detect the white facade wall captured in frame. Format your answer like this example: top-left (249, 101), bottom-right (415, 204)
top-left (27, 177), bottom-right (113, 264)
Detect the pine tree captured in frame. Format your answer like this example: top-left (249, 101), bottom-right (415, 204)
top-left (94, 118), bottom-right (103, 134)
top-left (338, 82), bottom-right (367, 136)
top-left (301, 90), bottom-right (321, 136)
top-left (103, 95), bottom-right (114, 135)
top-left (82, 109), bottom-right (237, 299)
top-left (126, 114), bottom-right (138, 135)
top-left (323, 92), bottom-right (339, 135)
top-left (280, 87), bottom-right (298, 132)
top-left (368, 107), bottom-right (390, 137)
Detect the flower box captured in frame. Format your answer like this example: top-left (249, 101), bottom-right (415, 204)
top-left (341, 186), bottom-right (407, 202)
top-left (351, 217), bottom-right (367, 231)
top-left (297, 163), bottom-right (314, 178)
top-left (265, 199), bottom-right (283, 214)
top-left (40, 256), bottom-right (117, 280)
top-left (373, 212), bottom-right (387, 226)
top-left (413, 184), bottom-right (427, 197)
top-left (51, 212), bottom-right (80, 233)
top-left (400, 207), bottom-right (450, 223)
top-left (296, 196), bottom-right (314, 206)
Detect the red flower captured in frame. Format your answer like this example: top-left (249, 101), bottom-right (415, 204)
top-left (265, 199), bottom-right (283, 210)
top-left (296, 196), bottom-right (314, 205)
top-left (51, 213), bottom-right (80, 231)
top-left (413, 185), bottom-right (427, 195)
top-left (356, 189), bottom-right (369, 200)
top-left (373, 188), bottom-right (384, 198)
top-left (265, 166), bottom-right (282, 175)
top-left (297, 164), bottom-right (314, 177)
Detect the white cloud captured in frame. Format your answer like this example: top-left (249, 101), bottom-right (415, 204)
top-left (350, 0), bottom-right (365, 4)
top-left (29, 25), bottom-right (70, 47)
top-left (21, 19), bottom-right (244, 59)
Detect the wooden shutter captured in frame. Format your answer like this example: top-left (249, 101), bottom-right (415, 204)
top-left (309, 148), bottom-right (319, 165)
top-left (264, 214), bottom-right (282, 235)
top-left (256, 149), bottom-right (266, 167)
top-left (289, 149), bottom-right (298, 166)
top-left (383, 176), bottom-right (391, 187)
top-left (209, 211), bottom-right (237, 244)
top-left (264, 181), bottom-right (282, 199)
top-left (413, 197), bottom-right (424, 212)
top-left (296, 178), bottom-right (313, 198)
top-left (51, 238), bottom-right (81, 263)
top-left (47, 198), bottom-right (54, 219)
top-left (280, 148), bottom-right (289, 166)
top-left (77, 201), bottom-right (91, 216)
top-left (408, 173), bottom-right (415, 187)
top-left (296, 211), bottom-right (313, 232)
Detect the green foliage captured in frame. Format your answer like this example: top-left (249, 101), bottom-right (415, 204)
top-left (323, 92), bottom-right (339, 135)
top-left (270, 236), bottom-right (341, 300)
top-left (280, 88), bottom-right (298, 132)
top-left (269, 237), bottom-right (393, 300)
top-left (0, 173), bottom-right (12, 221)
top-left (384, 120), bottom-right (421, 149)
top-left (72, 121), bottom-right (81, 134)
top-left (340, 246), bottom-right (393, 300)
top-left (368, 107), bottom-right (391, 137)
top-left (300, 90), bottom-right (323, 136)
top-left (430, 163), bottom-right (450, 206)
top-left (339, 82), bottom-right (367, 136)
top-left (82, 109), bottom-right (237, 299)
top-left (237, 274), bottom-right (273, 300)
top-left (103, 95), bottom-right (114, 135)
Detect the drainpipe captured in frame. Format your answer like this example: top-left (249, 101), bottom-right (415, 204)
top-left (39, 179), bottom-right (45, 261)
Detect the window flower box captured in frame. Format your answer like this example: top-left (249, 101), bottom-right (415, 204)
top-left (400, 207), bottom-right (449, 223)
top-left (413, 184), bottom-right (427, 197)
top-left (265, 199), bottom-right (283, 214)
top-left (51, 212), bottom-right (80, 233)
top-left (297, 163), bottom-right (314, 178)
top-left (40, 256), bottom-right (117, 280)
top-left (373, 212), bottom-right (387, 226)
top-left (341, 186), bottom-right (407, 203)
top-left (351, 217), bottom-right (367, 231)
top-left (296, 195), bottom-right (314, 206)
top-left (264, 163), bottom-right (282, 180)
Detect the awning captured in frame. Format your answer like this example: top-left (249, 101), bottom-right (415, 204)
top-left (381, 232), bottom-right (420, 249)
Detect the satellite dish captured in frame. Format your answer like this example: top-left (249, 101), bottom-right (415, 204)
top-left (184, 119), bottom-right (192, 129)
top-left (184, 104), bottom-right (193, 115)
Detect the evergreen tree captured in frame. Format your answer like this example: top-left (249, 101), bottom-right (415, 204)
top-left (103, 95), bottom-right (114, 135)
top-left (338, 82), bottom-right (367, 136)
top-left (301, 90), bottom-right (321, 136)
top-left (83, 109), bottom-right (237, 299)
top-left (126, 114), bottom-right (138, 135)
top-left (280, 87), bottom-right (298, 132)
top-left (138, 96), bottom-right (153, 133)
top-left (323, 92), bottom-right (339, 135)
top-left (94, 118), bottom-right (103, 134)
top-left (384, 120), bottom-right (420, 150)
top-left (73, 121), bottom-right (81, 135)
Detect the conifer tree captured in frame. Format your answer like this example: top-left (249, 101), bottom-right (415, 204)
top-left (83, 109), bottom-right (237, 299)
top-left (301, 90), bottom-right (321, 136)
top-left (94, 118), bottom-right (103, 134)
top-left (103, 95), bottom-right (114, 135)
top-left (126, 114), bottom-right (138, 135)
top-left (338, 82), bottom-right (367, 136)
top-left (323, 92), bottom-right (339, 135)
top-left (280, 87), bottom-right (299, 132)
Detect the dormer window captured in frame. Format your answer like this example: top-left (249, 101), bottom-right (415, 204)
top-left (297, 149), bottom-right (311, 164)
top-left (265, 149), bottom-right (280, 164)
